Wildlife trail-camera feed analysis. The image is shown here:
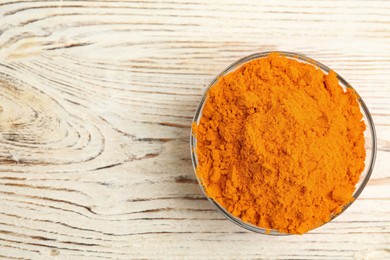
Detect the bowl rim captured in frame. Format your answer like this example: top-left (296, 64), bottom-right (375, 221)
top-left (190, 51), bottom-right (377, 235)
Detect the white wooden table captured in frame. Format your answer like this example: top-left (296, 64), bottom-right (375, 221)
top-left (0, 0), bottom-right (389, 259)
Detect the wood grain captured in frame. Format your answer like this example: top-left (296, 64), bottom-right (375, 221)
top-left (0, 0), bottom-right (389, 259)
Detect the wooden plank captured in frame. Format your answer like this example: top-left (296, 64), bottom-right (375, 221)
top-left (0, 0), bottom-right (389, 258)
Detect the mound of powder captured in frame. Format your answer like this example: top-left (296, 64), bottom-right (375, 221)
top-left (193, 52), bottom-right (366, 234)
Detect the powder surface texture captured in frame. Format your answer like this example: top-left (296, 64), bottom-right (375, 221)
top-left (193, 52), bottom-right (366, 234)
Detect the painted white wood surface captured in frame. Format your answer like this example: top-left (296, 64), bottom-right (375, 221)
top-left (0, 0), bottom-right (389, 259)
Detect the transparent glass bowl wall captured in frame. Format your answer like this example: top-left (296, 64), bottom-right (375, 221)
top-left (190, 51), bottom-right (377, 235)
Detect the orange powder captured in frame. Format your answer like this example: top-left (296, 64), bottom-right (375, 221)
top-left (193, 52), bottom-right (366, 234)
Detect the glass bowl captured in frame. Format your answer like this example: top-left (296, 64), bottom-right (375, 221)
top-left (190, 51), bottom-right (377, 235)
